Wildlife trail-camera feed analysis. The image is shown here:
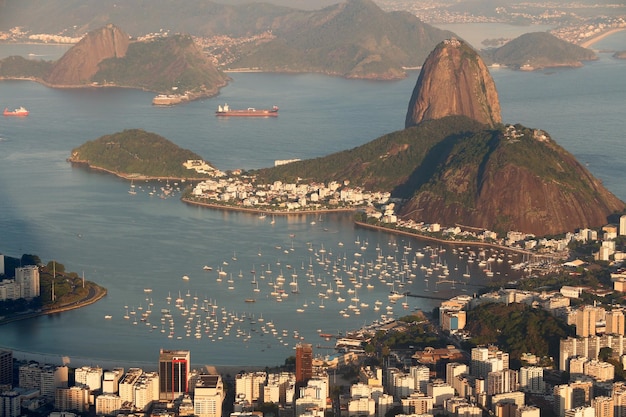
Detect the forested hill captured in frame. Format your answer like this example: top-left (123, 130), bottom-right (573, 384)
top-left (252, 116), bottom-right (488, 194)
top-left (254, 114), bottom-right (624, 236)
top-left (68, 129), bottom-right (215, 180)
top-left (482, 32), bottom-right (597, 69)
top-left (465, 302), bottom-right (574, 367)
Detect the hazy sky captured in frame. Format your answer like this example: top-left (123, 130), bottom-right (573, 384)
top-left (212, 0), bottom-right (342, 10)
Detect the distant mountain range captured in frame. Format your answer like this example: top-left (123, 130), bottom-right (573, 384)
top-left (0, 0), bottom-right (599, 79)
top-left (0, 0), bottom-right (455, 80)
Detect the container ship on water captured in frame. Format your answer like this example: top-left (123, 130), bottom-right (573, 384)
top-left (215, 103), bottom-right (278, 117)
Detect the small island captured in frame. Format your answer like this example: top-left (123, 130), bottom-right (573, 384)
top-left (67, 129), bottom-right (224, 181)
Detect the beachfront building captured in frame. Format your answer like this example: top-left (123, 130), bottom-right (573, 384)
top-left (263, 372), bottom-right (295, 405)
top-left (0, 265), bottom-right (40, 301)
top-left (18, 362), bottom-right (68, 398)
top-left (158, 349), bottom-right (190, 401)
top-left (75, 366), bottom-right (103, 391)
top-left (16, 265), bottom-right (40, 299)
top-left (235, 372), bottom-right (266, 405)
top-left (193, 374), bottom-right (224, 417)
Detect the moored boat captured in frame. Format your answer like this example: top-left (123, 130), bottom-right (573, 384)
top-left (4, 106), bottom-right (29, 116)
top-left (215, 103), bottom-right (278, 117)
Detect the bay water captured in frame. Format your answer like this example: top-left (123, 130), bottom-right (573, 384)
top-left (0, 30), bottom-right (624, 369)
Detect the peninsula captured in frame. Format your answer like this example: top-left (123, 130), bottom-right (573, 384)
top-left (0, 254), bottom-right (107, 325)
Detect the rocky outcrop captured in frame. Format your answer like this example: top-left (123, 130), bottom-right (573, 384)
top-left (397, 123), bottom-right (624, 236)
top-left (45, 24), bottom-right (130, 85)
top-left (405, 38), bottom-right (501, 128)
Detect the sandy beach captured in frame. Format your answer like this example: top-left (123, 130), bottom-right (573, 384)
top-left (580, 28), bottom-right (626, 48)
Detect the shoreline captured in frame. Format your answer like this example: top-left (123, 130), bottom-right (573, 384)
top-left (67, 159), bottom-right (212, 182)
top-left (354, 221), bottom-right (537, 257)
top-left (0, 284), bottom-right (107, 326)
top-left (69, 161), bottom-right (559, 257)
top-left (183, 197), bottom-right (542, 257)
top-left (181, 197), bottom-right (356, 216)
top-left (579, 28), bottom-right (626, 48)
top-left (0, 75), bottom-right (226, 106)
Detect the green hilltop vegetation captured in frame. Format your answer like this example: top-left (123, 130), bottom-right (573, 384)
top-left (254, 115), bottom-right (623, 235)
top-left (0, 55), bottom-right (52, 79)
top-left (252, 116), bottom-right (502, 196)
top-left (253, 115), bottom-right (586, 197)
top-left (92, 34), bottom-right (228, 94)
top-left (464, 302), bottom-right (574, 367)
top-left (482, 32), bottom-right (597, 69)
top-left (69, 129), bottom-right (213, 180)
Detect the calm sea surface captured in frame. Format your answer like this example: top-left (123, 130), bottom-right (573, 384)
top-left (0, 29), bottom-right (625, 369)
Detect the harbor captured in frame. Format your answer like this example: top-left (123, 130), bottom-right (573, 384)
top-left (111, 216), bottom-right (525, 361)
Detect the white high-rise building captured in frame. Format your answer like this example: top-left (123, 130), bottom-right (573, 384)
top-left (235, 372), bottom-right (266, 404)
top-left (619, 215), bottom-right (626, 236)
top-left (606, 309), bottom-right (625, 336)
top-left (410, 366), bottom-right (430, 393)
top-left (584, 360), bottom-right (614, 382)
top-left (348, 397), bottom-right (376, 417)
top-left (75, 366), bottom-right (103, 391)
top-left (392, 373), bottom-right (415, 399)
top-left (40, 365), bottom-right (68, 398)
top-left (194, 375), bottom-right (224, 417)
top-left (592, 396), bottom-right (613, 417)
top-left (95, 394), bottom-right (122, 416)
top-left (427, 381), bottom-right (455, 406)
top-left (614, 382), bottom-right (626, 417)
top-left (487, 369), bottom-right (519, 396)
top-left (133, 371), bottom-right (159, 411)
top-left (554, 381), bottom-right (594, 417)
top-left (103, 368), bottom-right (124, 394)
top-left (18, 363), bottom-right (68, 397)
top-left (471, 346), bottom-right (509, 378)
top-left (519, 367), bottom-right (545, 394)
top-left (119, 368), bottom-right (143, 404)
top-left (55, 386), bottom-right (90, 412)
top-left (15, 265), bottom-right (40, 299)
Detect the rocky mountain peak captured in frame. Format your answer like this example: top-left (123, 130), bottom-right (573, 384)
top-left (405, 38), bottom-right (502, 128)
top-left (45, 24), bottom-right (131, 86)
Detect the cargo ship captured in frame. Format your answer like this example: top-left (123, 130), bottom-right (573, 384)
top-left (3, 106), bottom-right (29, 116)
top-left (215, 103), bottom-right (278, 117)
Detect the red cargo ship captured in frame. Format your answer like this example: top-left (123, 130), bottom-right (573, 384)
top-left (215, 103), bottom-right (278, 117)
top-left (4, 106), bottom-right (29, 116)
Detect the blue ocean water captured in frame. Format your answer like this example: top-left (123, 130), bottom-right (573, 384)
top-left (0, 31), bottom-right (624, 369)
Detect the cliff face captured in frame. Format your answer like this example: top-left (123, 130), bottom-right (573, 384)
top-left (405, 38), bottom-right (502, 128)
top-left (45, 24), bottom-right (130, 85)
